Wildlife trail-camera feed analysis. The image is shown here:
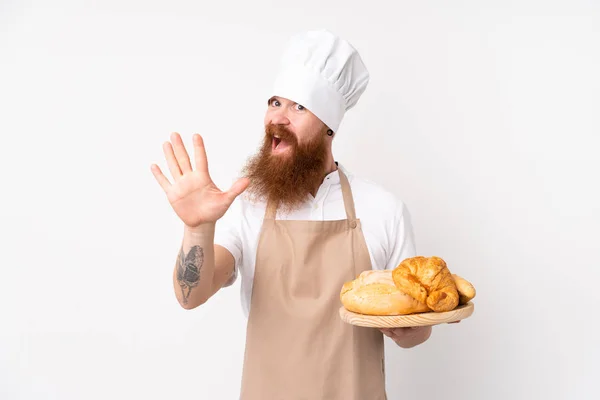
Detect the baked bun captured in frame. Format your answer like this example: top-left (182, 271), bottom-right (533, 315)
top-left (340, 270), bottom-right (430, 316)
top-left (392, 256), bottom-right (459, 312)
top-left (452, 274), bottom-right (476, 304)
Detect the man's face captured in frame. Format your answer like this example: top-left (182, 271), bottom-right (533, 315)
top-left (263, 96), bottom-right (327, 153)
top-left (241, 96), bottom-right (331, 212)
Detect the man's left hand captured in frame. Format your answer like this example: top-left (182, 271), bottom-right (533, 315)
top-left (380, 326), bottom-right (432, 348)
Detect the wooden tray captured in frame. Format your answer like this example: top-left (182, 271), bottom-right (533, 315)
top-left (339, 302), bottom-right (474, 328)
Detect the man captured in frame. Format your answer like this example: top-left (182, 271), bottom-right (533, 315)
top-left (151, 29), bottom-right (432, 399)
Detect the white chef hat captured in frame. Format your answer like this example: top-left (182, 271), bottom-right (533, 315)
top-left (271, 29), bottom-right (370, 133)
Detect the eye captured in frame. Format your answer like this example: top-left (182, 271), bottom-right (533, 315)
top-left (270, 99), bottom-right (281, 107)
top-left (294, 104), bottom-right (305, 111)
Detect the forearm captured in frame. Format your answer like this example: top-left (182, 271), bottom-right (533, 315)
top-left (173, 223), bottom-right (217, 309)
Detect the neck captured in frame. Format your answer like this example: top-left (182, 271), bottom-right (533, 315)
top-left (324, 150), bottom-right (337, 175)
top-left (310, 153), bottom-right (337, 197)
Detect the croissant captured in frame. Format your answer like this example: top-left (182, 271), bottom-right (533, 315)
top-left (340, 270), bottom-right (430, 316)
top-left (391, 256), bottom-right (459, 312)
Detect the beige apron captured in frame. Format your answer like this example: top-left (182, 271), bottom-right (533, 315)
top-left (240, 169), bottom-right (387, 400)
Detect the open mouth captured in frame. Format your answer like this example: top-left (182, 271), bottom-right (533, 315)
top-left (272, 135), bottom-right (290, 152)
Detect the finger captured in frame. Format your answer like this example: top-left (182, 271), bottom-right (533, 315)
top-left (383, 328), bottom-right (402, 339)
top-left (380, 330), bottom-right (395, 339)
top-left (224, 177), bottom-right (250, 203)
top-left (150, 164), bottom-right (171, 192)
top-left (163, 141), bottom-right (182, 181)
top-left (390, 330), bottom-right (403, 339)
top-left (170, 132), bottom-right (193, 174)
top-left (193, 134), bottom-right (209, 175)
top-left (391, 327), bottom-right (417, 341)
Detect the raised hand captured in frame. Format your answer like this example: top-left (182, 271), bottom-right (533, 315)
top-left (151, 132), bottom-right (249, 228)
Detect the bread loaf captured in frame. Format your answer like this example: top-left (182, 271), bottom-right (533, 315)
top-left (340, 270), bottom-right (430, 316)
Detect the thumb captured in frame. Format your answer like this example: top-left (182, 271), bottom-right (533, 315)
top-left (224, 177), bottom-right (250, 203)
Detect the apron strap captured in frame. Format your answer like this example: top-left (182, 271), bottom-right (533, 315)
top-left (265, 199), bottom-right (278, 220)
top-left (264, 167), bottom-right (357, 222)
top-left (338, 168), bottom-right (357, 222)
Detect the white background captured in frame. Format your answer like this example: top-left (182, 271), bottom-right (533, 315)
top-left (1, 1), bottom-right (599, 399)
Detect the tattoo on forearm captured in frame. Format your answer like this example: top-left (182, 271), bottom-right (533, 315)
top-left (176, 246), bottom-right (204, 304)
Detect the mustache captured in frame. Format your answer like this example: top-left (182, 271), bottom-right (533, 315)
top-left (265, 124), bottom-right (297, 143)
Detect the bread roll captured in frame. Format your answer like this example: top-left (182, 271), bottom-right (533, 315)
top-left (452, 274), bottom-right (476, 304)
top-left (392, 256), bottom-right (459, 312)
top-left (340, 270), bottom-right (430, 316)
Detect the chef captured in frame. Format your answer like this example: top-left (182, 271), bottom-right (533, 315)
top-left (151, 29), bottom-right (432, 400)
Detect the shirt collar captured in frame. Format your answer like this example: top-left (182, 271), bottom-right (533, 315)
top-left (322, 161), bottom-right (349, 186)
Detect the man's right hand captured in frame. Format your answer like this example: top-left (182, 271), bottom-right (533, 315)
top-left (151, 132), bottom-right (249, 228)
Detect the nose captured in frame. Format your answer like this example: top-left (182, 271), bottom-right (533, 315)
top-left (266, 107), bottom-right (290, 126)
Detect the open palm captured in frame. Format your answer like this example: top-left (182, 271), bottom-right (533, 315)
top-left (151, 132), bottom-right (249, 228)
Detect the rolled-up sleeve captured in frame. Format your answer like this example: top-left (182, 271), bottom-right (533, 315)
top-left (385, 200), bottom-right (417, 270)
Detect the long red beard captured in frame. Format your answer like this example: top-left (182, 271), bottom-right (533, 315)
top-left (241, 124), bottom-right (329, 213)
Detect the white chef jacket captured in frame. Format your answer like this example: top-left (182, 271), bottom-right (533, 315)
top-left (214, 163), bottom-right (417, 318)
